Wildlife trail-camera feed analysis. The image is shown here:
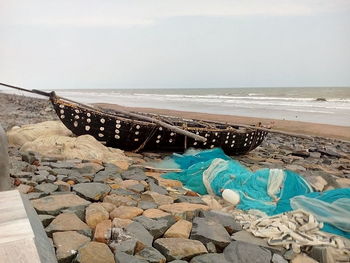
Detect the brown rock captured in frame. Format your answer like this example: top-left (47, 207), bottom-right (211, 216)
top-left (53, 231), bottom-right (90, 263)
top-left (94, 220), bottom-right (112, 243)
top-left (164, 219), bottom-right (192, 238)
top-left (46, 213), bottom-right (91, 237)
top-left (120, 179), bottom-right (139, 188)
top-left (141, 191), bottom-right (174, 206)
top-left (101, 202), bottom-right (116, 213)
top-left (143, 208), bottom-right (171, 219)
top-left (145, 172), bottom-right (183, 188)
top-left (76, 241), bottom-right (115, 263)
top-left (159, 203), bottom-right (210, 220)
top-left (85, 203), bottom-right (109, 228)
top-left (154, 238), bottom-right (207, 261)
top-left (336, 178), bottom-right (350, 188)
top-left (110, 206), bottom-right (143, 220)
top-left (112, 218), bottom-right (133, 228)
top-left (31, 193), bottom-right (90, 215)
top-left (17, 184), bottom-right (33, 194)
top-left (103, 194), bottom-right (137, 207)
top-left (54, 180), bottom-right (71, 192)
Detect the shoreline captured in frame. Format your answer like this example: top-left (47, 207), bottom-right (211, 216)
top-left (96, 103), bottom-right (350, 141)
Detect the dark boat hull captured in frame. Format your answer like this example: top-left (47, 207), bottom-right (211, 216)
top-left (51, 96), bottom-right (267, 155)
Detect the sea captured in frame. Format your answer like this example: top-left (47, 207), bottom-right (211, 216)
top-left (2, 87), bottom-right (350, 126)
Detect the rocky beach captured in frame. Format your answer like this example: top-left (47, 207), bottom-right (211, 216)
top-left (1, 92), bottom-right (350, 263)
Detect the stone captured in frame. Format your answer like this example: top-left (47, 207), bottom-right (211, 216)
top-left (145, 172), bottom-right (183, 188)
top-left (103, 194), bottom-right (138, 207)
top-left (121, 168), bottom-right (147, 181)
top-left (94, 170), bottom-right (122, 183)
top-left (149, 181), bottom-right (168, 195)
top-left (175, 196), bottom-right (207, 205)
top-left (309, 152), bottom-right (321, 158)
top-left (125, 222), bottom-right (153, 249)
top-left (141, 191), bottom-right (174, 206)
top-left (336, 178), bottom-right (350, 188)
top-left (46, 212), bottom-right (91, 237)
top-left (110, 188), bottom-right (141, 200)
top-left (190, 253), bottom-right (229, 263)
top-left (223, 241), bottom-right (272, 263)
top-left (110, 206), bottom-right (143, 220)
top-left (134, 215), bottom-right (175, 239)
top-left (285, 164), bottom-right (306, 172)
top-left (21, 151), bottom-right (39, 164)
top-left (31, 193), bottom-right (90, 215)
top-left (17, 184), bottom-right (33, 194)
top-left (309, 246), bottom-right (336, 263)
top-left (112, 218), bottom-right (133, 228)
top-left (168, 261), bottom-right (188, 263)
top-left (143, 208), bottom-right (171, 219)
top-left (205, 242), bottom-right (217, 253)
top-left (94, 219), bottom-right (112, 243)
top-left (190, 217), bottom-right (231, 250)
top-left (62, 204), bottom-right (86, 221)
top-left (231, 230), bottom-right (285, 253)
top-left (53, 231), bottom-right (90, 263)
top-left (154, 238), bottom-right (208, 261)
top-left (127, 183), bottom-right (145, 193)
top-left (201, 195), bottom-right (223, 210)
top-left (138, 201), bottom-right (158, 210)
top-left (101, 202), bottom-right (116, 213)
top-left (159, 203), bottom-right (210, 220)
top-left (32, 174), bottom-right (47, 183)
top-left (47, 174), bottom-right (57, 183)
top-left (54, 180), bottom-right (71, 192)
top-left (199, 210), bottom-right (242, 234)
top-left (164, 219), bottom-right (192, 239)
top-left (74, 162), bottom-right (104, 174)
top-left (113, 239), bottom-right (137, 255)
top-left (136, 247), bottom-right (166, 263)
top-left (307, 175), bottom-right (328, 191)
top-left (85, 203), bottom-right (109, 228)
top-left (26, 192), bottom-right (46, 200)
top-left (272, 253), bottom-right (288, 263)
top-left (73, 183), bottom-right (110, 201)
top-left (39, 214), bottom-right (55, 227)
top-left (76, 241), bottom-right (115, 263)
top-left (115, 252), bottom-right (148, 263)
top-left (35, 183), bottom-right (58, 194)
top-left (291, 253), bottom-right (318, 263)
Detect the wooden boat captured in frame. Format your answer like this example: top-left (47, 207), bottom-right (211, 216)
top-left (1, 83), bottom-right (268, 155)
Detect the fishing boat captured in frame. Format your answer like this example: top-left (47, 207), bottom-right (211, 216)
top-left (1, 83), bottom-right (269, 155)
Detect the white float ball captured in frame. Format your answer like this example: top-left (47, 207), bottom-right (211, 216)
top-left (222, 189), bottom-right (240, 206)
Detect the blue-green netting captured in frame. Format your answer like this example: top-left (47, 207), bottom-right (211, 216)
top-left (161, 148), bottom-right (350, 238)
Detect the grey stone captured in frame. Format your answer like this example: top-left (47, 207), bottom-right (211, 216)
top-left (134, 215), bottom-right (175, 239)
top-left (190, 217), bottom-right (231, 250)
top-left (127, 183), bottom-right (145, 193)
top-left (125, 222), bottom-right (153, 248)
top-left (94, 169), bottom-right (122, 183)
top-left (121, 168), bottom-right (147, 181)
top-left (309, 152), bottom-right (321, 158)
top-left (36, 170), bottom-right (50, 177)
top-left (309, 246), bottom-right (334, 263)
top-left (199, 210), bottom-right (242, 234)
top-left (62, 205), bottom-right (86, 221)
top-left (283, 249), bottom-right (298, 260)
top-left (136, 247), bottom-right (166, 263)
top-left (73, 183), bottom-right (110, 201)
top-left (26, 192), bottom-right (46, 200)
top-left (51, 168), bottom-right (73, 176)
top-left (175, 196), bottom-right (207, 205)
top-left (32, 174), bottom-right (47, 183)
top-left (138, 201), bottom-right (158, 210)
top-left (223, 241), bottom-right (272, 263)
top-left (205, 242), bottom-right (217, 253)
top-left (149, 181), bottom-right (168, 195)
top-left (39, 214), bottom-right (55, 227)
top-left (21, 151), bottom-right (39, 164)
top-left (168, 261), bottom-right (187, 263)
top-left (11, 171), bottom-right (33, 178)
top-left (231, 230), bottom-right (285, 254)
top-left (50, 161), bottom-right (76, 169)
top-left (110, 188), bottom-right (141, 200)
top-left (46, 174), bottom-right (57, 183)
top-left (35, 183), bottom-right (58, 194)
top-left (190, 253), bottom-right (228, 263)
top-left (113, 239), bottom-right (137, 255)
top-left (115, 252), bottom-right (148, 263)
top-left (285, 164), bottom-right (306, 172)
top-left (272, 253), bottom-right (288, 263)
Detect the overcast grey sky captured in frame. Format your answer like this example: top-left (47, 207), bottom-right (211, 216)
top-left (1, 0), bottom-right (350, 90)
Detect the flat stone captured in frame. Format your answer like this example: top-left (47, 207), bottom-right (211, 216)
top-left (168, 261), bottom-right (187, 263)
top-left (306, 175), bottom-right (328, 191)
top-left (113, 239), bottom-right (137, 255)
top-left (231, 230), bottom-right (285, 253)
top-left (93, 170), bottom-right (122, 183)
top-left (136, 247), bottom-right (166, 263)
top-left (138, 201), bottom-right (158, 210)
top-left (31, 193), bottom-right (90, 215)
top-left (223, 241), bottom-right (272, 263)
top-left (54, 180), bottom-right (71, 192)
top-left (12, 171), bottom-right (34, 179)
top-left (272, 253), bottom-right (288, 263)
top-left (32, 174), bottom-right (48, 183)
top-left (103, 194), bottom-right (138, 207)
top-left (145, 172), bottom-right (183, 188)
top-left (291, 253), bottom-right (318, 263)
top-left (39, 214), bottom-right (55, 227)
top-left (127, 183), bottom-right (145, 193)
top-left (175, 196), bottom-right (207, 205)
top-left (159, 203), bottom-right (210, 220)
top-left (74, 162), bottom-right (104, 174)
top-left (154, 238), bottom-right (208, 261)
top-left (17, 184), bottom-right (33, 194)
top-left (73, 183), bottom-right (110, 201)
top-left (149, 181), bottom-right (168, 195)
top-left (50, 161), bottom-right (76, 169)
top-left (53, 231), bottom-right (90, 263)
top-left (125, 222), bottom-right (153, 249)
top-left (199, 210), bottom-right (242, 234)
top-left (94, 219), bottom-right (112, 243)
top-left (26, 192), bottom-right (46, 200)
top-left (101, 202), bottom-right (116, 213)
top-left (134, 215), bottom-right (175, 239)
top-left (112, 218), bottom-right (133, 228)
top-left (76, 241), bottom-right (115, 263)
top-left (46, 212), bottom-right (91, 237)
top-left (115, 252), bottom-right (148, 263)
top-left (143, 208), bottom-right (171, 219)
top-left (285, 164), bottom-right (306, 172)
top-left (110, 188), bottom-right (141, 200)
top-left (35, 183), bottom-right (58, 194)
top-left (201, 196), bottom-right (223, 210)
top-left (85, 203), bottom-right (109, 228)
top-left (141, 191), bottom-right (174, 206)
top-left (336, 178), bottom-right (350, 188)
top-left (121, 168), bottom-right (147, 181)
top-left (62, 204), bottom-right (86, 221)
top-left (190, 253), bottom-right (229, 263)
top-left (110, 206), bottom-right (143, 220)
top-left (164, 219), bottom-right (192, 239)
top-left (190, 217), bottom-right (231, 250)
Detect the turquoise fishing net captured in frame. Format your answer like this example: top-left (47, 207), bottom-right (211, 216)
top-left (161, 148), bottom-right (350, 238)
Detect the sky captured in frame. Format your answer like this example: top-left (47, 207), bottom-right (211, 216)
top-left (1, 0), bottom-right (350, 90)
